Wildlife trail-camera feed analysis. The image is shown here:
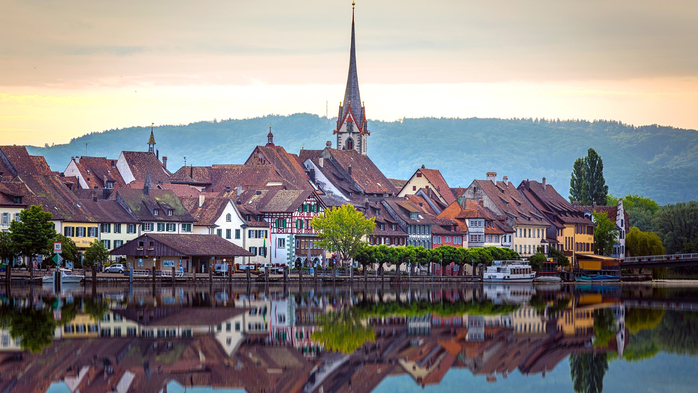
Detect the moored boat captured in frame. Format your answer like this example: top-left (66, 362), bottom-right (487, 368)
top-left (42, 268), bottom-right (85, 284)
top-left (535, 275), bottom-right (563, 282)
top-left (483, 261), bottom-right (536, 282)
top-left (574, 274), bottom-right (621, 283)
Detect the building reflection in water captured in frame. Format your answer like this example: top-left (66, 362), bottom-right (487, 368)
top-left (0, 282), bottom-right (693, 393)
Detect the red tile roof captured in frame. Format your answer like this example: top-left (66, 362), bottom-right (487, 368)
top-left (416, 168), bottom-right (456, 205)
top-left (0, 145), bottom-right (53, 176)
top-left (468, 179), bottom-right (550, 227)
top-left (111, 233), bottom-right (254, 257)
top-left (518, 180), bottom-right (593, 228)
top-left (71, 156), bottom-right (126, 190)
top-left (121, 151), bottom-right (171, 185)
top-left (245, 145), bottom-right (311, 190)
top-left (181, 196), bottom-right (231, 226)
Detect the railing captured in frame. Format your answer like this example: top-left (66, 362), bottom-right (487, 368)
top-left (623, 253), bottom-right (698, 265)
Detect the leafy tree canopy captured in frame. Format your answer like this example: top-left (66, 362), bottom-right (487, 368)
top-left (653, 201), bottom-right (698, 254)
top-left (83, 239), bottom-right (110, 267)
top-left (9, 205), bottom-right (55, 264)
top-left (626, 227), bottom-right (665, 257)
top-left (593, 211), bottom-right (619, 256)
top-left (310, 204), bottom-right (375, 262)
top-left (570, 148), bottom-right (608, 205)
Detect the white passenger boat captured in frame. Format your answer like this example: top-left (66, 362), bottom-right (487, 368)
top-left (42, 268), bottom-right (85, 284)
top-left (483, 261), bottom-right (536, 282)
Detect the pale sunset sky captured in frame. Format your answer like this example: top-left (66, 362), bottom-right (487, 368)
top-left (2, 0), bottom-right (698, 146)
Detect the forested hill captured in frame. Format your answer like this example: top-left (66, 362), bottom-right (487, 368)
top-left (27, 114), bottom-right (698, 205)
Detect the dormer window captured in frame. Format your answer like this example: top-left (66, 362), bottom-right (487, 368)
top-left (153, 209), bottom-right (159, 216)
top-left (167, 209), bottom-right (174, 216)
top-left (410, 212), bottom-right (418, 220)
top-left (246, 214), bottom-right (250, 221)
top-left (106, 181), bottom-right (114, 189)
top-left (13, 196), bottom-right (21, 204)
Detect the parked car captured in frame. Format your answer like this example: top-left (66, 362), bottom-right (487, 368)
top-left (105, 264), bottom-right (125, 273)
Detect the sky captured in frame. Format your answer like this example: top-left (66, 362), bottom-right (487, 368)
top-left (2, 0), bottom-right (698, 146)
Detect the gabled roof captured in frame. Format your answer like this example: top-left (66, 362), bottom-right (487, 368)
top-left (302, 148), bottom-right (396, 199)
top-left (121, 151), bottom-right (171, 185)
top-left (400, 167), bottom-right (456, 205)
top-left (82, 199), bottom-right (138, 224)
top-left (260, 189), bottom-right (319, 213)
top-left (579, 204), bottom-right (630, 233)
top-left (388, 178), bottom-right (407, 189)
top-left (468, 179), bottom-right (550, 227)
top-left (17, 175), bottom-right (98, 222)
top-left (110, 233), bottom-right (253, 257)
top-left (0, 145), bottom-right (53, 176)
top-left (70, 156), bottom-right (126, 190)
top-left (244, 146), bottom-right (311, 190)
top-left (0, 181), bottom-right (30, 207)
top-left (181, 196), bottom-right (232, 226)
top-left (116, 188), bottom-right (194, 222)
top-left (518, 180), bottom-right (593, 227)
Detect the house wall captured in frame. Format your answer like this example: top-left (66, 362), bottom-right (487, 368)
top-left (63, 159), bottom-right (89, 189)
top-left (99, 222), bottom-right (140, 255)
top-left (512, 225), bottom-right (548, 257)
top-left (63, 222), bottom-right (100, 249)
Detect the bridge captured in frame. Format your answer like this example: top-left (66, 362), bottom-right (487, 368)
top-left (621, 253), bottom-right (698, 269)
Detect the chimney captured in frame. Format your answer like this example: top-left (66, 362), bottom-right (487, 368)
top-left (156, 149), bottom-right (159, 159)
top-left (93, 195), bottom-right (98, 202)
top-left (486, 172), bottom-right (497, 184)
top-left (348, 165), bottom-right (352, 176)
top-left (318, 157), bottom-right (324, 168)
top-left (198, 194), bottom-right (205, 208)
top-left (225, 185), bottom-right (231, 193)
top-left (326, 141), bottom-right (332, 148)
top-left (502, 176), bottom-right (508, 185)
top-left (162, 156), bottom-right (167, 170)
top-left (542, 177), bottom-right (546, 190)
top-left (190, 165), bottom-right (193, 179)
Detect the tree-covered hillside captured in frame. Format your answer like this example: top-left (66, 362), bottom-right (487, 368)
top-left (27, 114), bottom-right (698, 205)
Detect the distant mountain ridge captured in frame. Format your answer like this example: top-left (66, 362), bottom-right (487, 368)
top-left (27, 114), bottom-right (698, 205)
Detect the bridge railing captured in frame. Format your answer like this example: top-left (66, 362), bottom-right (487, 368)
top-left (623, 253), bottom-right (698, 265)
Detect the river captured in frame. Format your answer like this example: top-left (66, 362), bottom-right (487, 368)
top-left (0, 282), bottom-right (695, 393)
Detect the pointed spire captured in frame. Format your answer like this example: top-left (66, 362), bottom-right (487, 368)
top-left (340, 1), bottom-right (363, 131)
top-left (147, 122), bottom-right (156, 154)
top-left (144, 170), bottom-right (152, 196)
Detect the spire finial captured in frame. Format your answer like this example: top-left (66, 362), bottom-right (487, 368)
top-left (147, 122), bottom-right (156, 153)
top-left (266, 126), bottom-right (275, 147)
top-left (352, 2), bottom-right (355, 22)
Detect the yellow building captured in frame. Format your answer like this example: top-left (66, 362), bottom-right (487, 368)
top-left (61, 313), bottom-right (99, 338)
top-left (62, 221), bottom-right (100, 248)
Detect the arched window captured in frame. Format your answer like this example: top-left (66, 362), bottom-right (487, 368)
top-left (346, 138), bottom-right (354, 150)
top-left (226, 213), bottom-right (232, 222)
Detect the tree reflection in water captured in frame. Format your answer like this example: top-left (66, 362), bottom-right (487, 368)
top-left (0, 297), bottom-right (78, 353)
top-left (570, 353), bottom-right (609, 393)
top-left (311, 308), bottom-right (375, 354)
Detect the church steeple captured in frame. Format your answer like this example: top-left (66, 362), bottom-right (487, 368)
top-left (266, 126), bottom-right (275, 147)
top-left (334, 2), bottom-right (369, 155)
top-left (147, 122), bottom-right (156, 154)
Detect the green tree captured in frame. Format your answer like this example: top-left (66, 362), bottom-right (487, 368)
top-left (569, 353), bottom-right (609, 393)
top-left (570, 157), bottom-right (586, 204)
top-left (626, 227), bottom-right (665, 257)
top-left (623, 195), bottom-right (660, 232)
top-left (548, 247), bottom-right (570, 267)
top-left (0, 232), bottom-right (16, 282)
top-left (310, 204), bottom-right (375, 263)
top-left (592, 211), bottom-right (618, 256)
top-left (528, 253), bottom-right (547, 272)
top-left (584, 148), bottom-right (609, 205)
top-left (437, 245), bottom-right (463, 276)
top-left (653, 201), bottom-right (698, 254)
top-left (483, 246), bottom-right (519, 261)
top-left (354, 243), bottom-right (375, 275)
top-left (464, 247), bottom-right (494, 267)
top-left (569, 148), bottom-right (608, 205)
top-left (414, 246), bottom-right (431, 273)
top-left (9, 205), bottom-right (55, 279)
top-left (83, 239), bottom-right (109, 267)
top-left (605, 194), bottom-right (619, 207)
top-left (1, 306), bottom-right (56, 353)
top-left (396, 245), bottom-right (416, 278)
top-left (46, 234), bottom-right (78, 267)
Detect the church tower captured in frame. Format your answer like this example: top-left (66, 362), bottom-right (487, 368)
top-left (334, 2), bottom-right (369, 155)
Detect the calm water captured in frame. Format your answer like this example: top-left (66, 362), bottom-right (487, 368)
top-left (0, 282), bottom-right (696, 393)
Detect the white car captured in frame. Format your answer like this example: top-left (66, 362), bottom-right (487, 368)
top-left (105, 264), bottom-right (125, 273)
